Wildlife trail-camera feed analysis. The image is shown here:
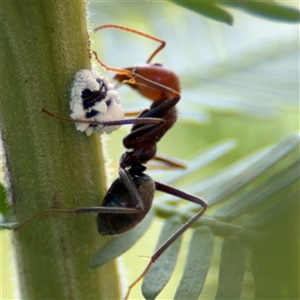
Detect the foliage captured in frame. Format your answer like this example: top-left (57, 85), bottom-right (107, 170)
top-left (1, 1), bottom-right (299, 299)
top-left (169, 0), bottom-right (300, 24)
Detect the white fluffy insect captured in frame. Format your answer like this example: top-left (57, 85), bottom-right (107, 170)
top-left (70, 69), bottom-right (124, 136)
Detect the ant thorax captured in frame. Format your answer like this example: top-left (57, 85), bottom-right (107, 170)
top-left (70, 69), bottom-right (124, 136)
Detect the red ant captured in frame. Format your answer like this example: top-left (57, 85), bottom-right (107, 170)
top-left (14, 25), bottom-right (208, 299)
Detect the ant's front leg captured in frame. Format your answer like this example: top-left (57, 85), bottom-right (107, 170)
top-left (42, 108), bottom-right (164, 131)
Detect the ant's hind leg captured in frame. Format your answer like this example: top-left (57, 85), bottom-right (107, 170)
top-left (123, 182), bottom-right (207, 299)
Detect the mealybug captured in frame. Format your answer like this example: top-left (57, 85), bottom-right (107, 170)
top-left (70, 69), bottom-right (124, 136)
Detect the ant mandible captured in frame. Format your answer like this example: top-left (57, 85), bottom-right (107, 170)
top-left (15, 25), bottom-right (208, 299)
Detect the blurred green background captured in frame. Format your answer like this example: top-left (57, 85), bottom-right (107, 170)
top-left (1, 1), bottom-right (299, 299)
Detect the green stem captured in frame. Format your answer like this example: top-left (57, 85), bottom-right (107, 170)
top-left (0, 2), bottom-right (120, 299)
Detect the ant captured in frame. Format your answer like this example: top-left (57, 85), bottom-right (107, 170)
top-left (14, 25), bottom-right (208, 299)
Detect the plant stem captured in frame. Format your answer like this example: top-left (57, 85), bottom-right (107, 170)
top-left (0, 2), bottom-right (120, 299)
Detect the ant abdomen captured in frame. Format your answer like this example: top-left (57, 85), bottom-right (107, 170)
top-left (97, 172), bottom-right (155, 235)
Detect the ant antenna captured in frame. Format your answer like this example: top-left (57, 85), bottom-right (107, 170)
top-left (93, 24), bottom-right (166, 63)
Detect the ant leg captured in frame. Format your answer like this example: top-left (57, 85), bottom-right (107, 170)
top-left (93, 24), bottom-right (166, 63)
top-left (42, 108), bottom-right (164, 127)
top-left (13, 205), bottom-right (140, 232)
top-left (13, 208), bottom-right (76, 231)
top-left (124, 111), bottom-right (141, 117)
top-left (151, 154), bottom-right (186, 170)
top-left (14, 169), bottom-right (145, 231)
top-left (75, 168), bottom-right (145, 214)
top-left (123, 182), bottom-right (207, 300)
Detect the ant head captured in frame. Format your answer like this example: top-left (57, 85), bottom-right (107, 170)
top-left (114, 64), bottom-right (180, 102)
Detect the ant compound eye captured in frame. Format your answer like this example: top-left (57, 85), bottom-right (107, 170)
top-left (70, 69), bottom-right (124, 136)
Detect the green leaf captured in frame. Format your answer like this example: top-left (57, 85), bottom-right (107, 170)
top-left (170, 0), bottom-right (300, 24)
top-left (142, 216), bottom-right (183, 300)
top-left (174, 227), bottom-right (214, 300)
top-left (244, 191), bottom-right (299, 230)
top-left (89, 209), bottom-right (154, 269)
top-left (201, 133), bottom-right (300, 206)
top-left (215, 236), bottom-right (246, 299)
top-left (178, 146), bottom-right (271, 198)
top-left (213, 158), bottom-right (300, 221)
top-left (169, 1), bottom-right (233, 25)
top-left (230, 1), bottom-right (300, 23)
top-left (158, 139), bottom-right (236, 188)
top-left (155, 201), bottom-right (247, 238)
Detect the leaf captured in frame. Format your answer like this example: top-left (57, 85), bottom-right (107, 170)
top-left (155, 201), bottom-right (246, 238)
top-left (200, 133), bottom-right (300, 206)
top-left (160, 140), bottom-right (236, 185)
top-left (169, 0), bottom-right (300, 23)
top-left (174, 227), bottom-right (214, 300)
top-left (230, 1), bottom-right (300, 23)
top-left (169, 1), bottom-right (233, 25)
top-left (89, 209), bottom-right (154, 269)
top-left (215, 236), bottom-right (246, 299)
top-left (213, 158), bottom-right (300, 221)
top-left (177, 146), bottom-right (270, 197)
top-left (244, 191), bottom-right (299, 230)
top-left (155, 140), bottom-right (236, 201)
top-left (142, 216), bottom-right (183, 300)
